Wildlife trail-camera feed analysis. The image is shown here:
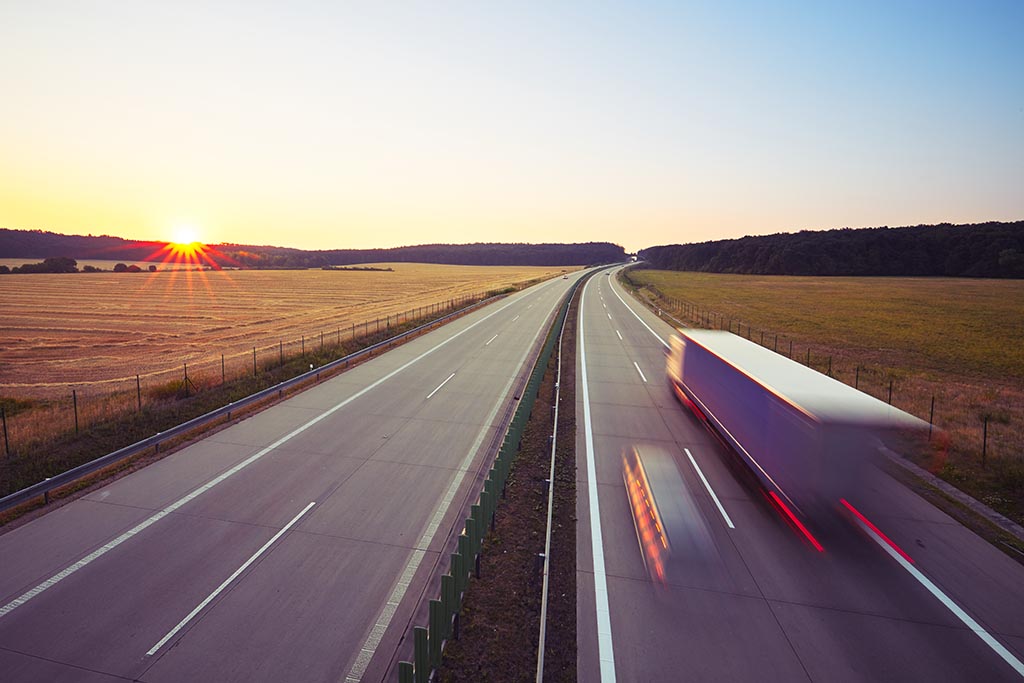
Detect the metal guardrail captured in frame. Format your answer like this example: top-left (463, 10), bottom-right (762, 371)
top-left (0, 294), bottom-right (504, 514)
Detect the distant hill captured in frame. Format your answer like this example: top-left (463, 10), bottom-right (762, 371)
top-left (638, 221), bottom-right (1024, 278)
top-left (0, 229), bottom-right (626, 268)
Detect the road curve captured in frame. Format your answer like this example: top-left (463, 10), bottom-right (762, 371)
top-left (576, 267), bottom-right (1024, 682)
top-left (0, 272), bottom-right (581, 683)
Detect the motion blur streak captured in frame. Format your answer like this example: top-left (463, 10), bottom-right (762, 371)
top-left (840, 498), bottom-right (914, 564)
top-left (623, 456), bottom-right (668, 583)
top-left (769, 491), bottom-right (824, 552)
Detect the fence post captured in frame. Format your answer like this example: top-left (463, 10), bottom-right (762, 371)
top-left (2, 405), bottom-right (9, 457)
top-left (982, 416), bottom-right (988, 467)
top-left (137, 374), bottom-right (142, 411)
top-left (806, 348), bottom-right (811, 366)
top-left (888, 379), bottom-right (893, 405)
top-left (855, 366), bottom-right (860, 389)
top-left (774, 334), bottom-right (778, 352)
top-left (221, 354), bottom-right (225, 384)
top-left (73, 389), bottom-right (79, 434)
top-left (929, 396), bottom-right (935, 440)
top-left (302, 335), bottom-right (305, 356)
top-left (789, 340), bottom-right (793, 357)
top-left (279, 341), bottom-right (283, 366)
top-left (253, 347), bottom-right (257, 376)
top-left (320, 331), bottom-right (324, 351)
top-left (184, 363), bottom-right (190, 398)
top-left (827, 356), bottom-right (832, 377)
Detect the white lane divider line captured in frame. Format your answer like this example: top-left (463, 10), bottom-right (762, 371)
top-left (854, 514), bottom-right (1024, 678)
top-left (606, 313), bottom-right (612, 320)
top-left (0, 285), bottom-right (553, 621)
top-left (615, 330), bottom-right (623, 341)
top-left (684, 448), bottom-right (734, 529)
top-left (633, 362), bottom-right (647, 383)
top-left (344, 285), bottom-right (566, 682)
top-left (426, 372), bottom-right (456, 399)
top-left (146, 501), bottom-right (316, 656)
top-left (485, 334), bottom-right (498, 346)
top-left (609, 274), bottom-right (668, 349)
top-left (580, 279), bottom-right (617, 682)
top-left (513, 315), bottom-right (520, 322)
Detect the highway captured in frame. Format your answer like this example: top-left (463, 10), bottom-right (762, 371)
top-left (0, 272), bottom-right (580, 682)
top-left (576, 267), bottom-right (1024, 682)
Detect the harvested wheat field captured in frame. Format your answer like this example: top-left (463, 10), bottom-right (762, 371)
top-left (0, 263), bottom-right (567, 398)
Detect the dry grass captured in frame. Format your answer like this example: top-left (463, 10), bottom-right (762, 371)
top-left (0, 263), bottom-right (570, 462)
top-left (1, 263), bottom-right (568, 394)
top-left (624, 268), bottom-right (1024, 525)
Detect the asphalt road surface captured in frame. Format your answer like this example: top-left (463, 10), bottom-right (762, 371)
top-left (576, 267), bottom-right (1024, 682)
top-left (0, 272), bottom-right (580, 683)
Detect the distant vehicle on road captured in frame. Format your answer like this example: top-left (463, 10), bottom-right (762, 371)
top-left (666, 330), bottom-right (926, 519)
top-left (622, 445), bottom-right (716, 584)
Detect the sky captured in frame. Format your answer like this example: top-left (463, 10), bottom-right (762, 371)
top-left (1, 1), bottom-right (1021, 254)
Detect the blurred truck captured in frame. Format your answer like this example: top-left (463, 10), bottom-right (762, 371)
top-left (667, 330), bottom-right (926, 517)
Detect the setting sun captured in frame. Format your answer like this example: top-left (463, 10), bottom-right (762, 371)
top-left (171, 224), bottom-right (201, 246)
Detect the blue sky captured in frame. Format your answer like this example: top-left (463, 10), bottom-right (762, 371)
top-left (1, 1), bottom-right (1020, 252)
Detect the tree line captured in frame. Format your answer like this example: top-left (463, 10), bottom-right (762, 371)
top-left (0, 257), bottom-right (160, 274)
top-left (637, 221), bottom-right (1024, 278)
top-left (0, 229), bottom-right (626, 268)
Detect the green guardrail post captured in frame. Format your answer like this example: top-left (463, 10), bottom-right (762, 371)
top-left (414, 626), bottom-right (429, 683)
top-left (398, 661), bottom-right (414, 683)
top-left (442, 572), bottom-right (456, 628)
top-left (429, 599), bottom-right (444, 668)
top-left (481, 489), bottom-right (494, 530)
top-left (470, 504), bottom-right (482, 550)
top-left (486, 470), bottom-right (497, 500)
top-left (458, 535), bottom-right (471, 587)
top-left (468, 516), bottom-right (479, 554)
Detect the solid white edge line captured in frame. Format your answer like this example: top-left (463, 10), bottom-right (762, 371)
top-left (857, 517), bottom-right (1024, 678)
top-left (609, 270), bottom-right (669, 348)
top-left (146, 501), bottom-right (316, 656)
top-left (581, 279), bottom-right (617, 682)
top-left (426, 372), bottom-right (456, 399)
top-left (485, 333), bottom-right (498, 346)
top-left (0, 284), bottom-right (553, 621)
top-left (615, 330), bottom-right (623, 341)
top-left (344, 283), bottom-right (567, 682)
top-left (632, 362), bottom-right (647, 383)
top-left (684, 448), bottom-right (735, 529)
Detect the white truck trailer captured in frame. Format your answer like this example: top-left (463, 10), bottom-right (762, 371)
top-left (667, 329), bottom-right (926, 517)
